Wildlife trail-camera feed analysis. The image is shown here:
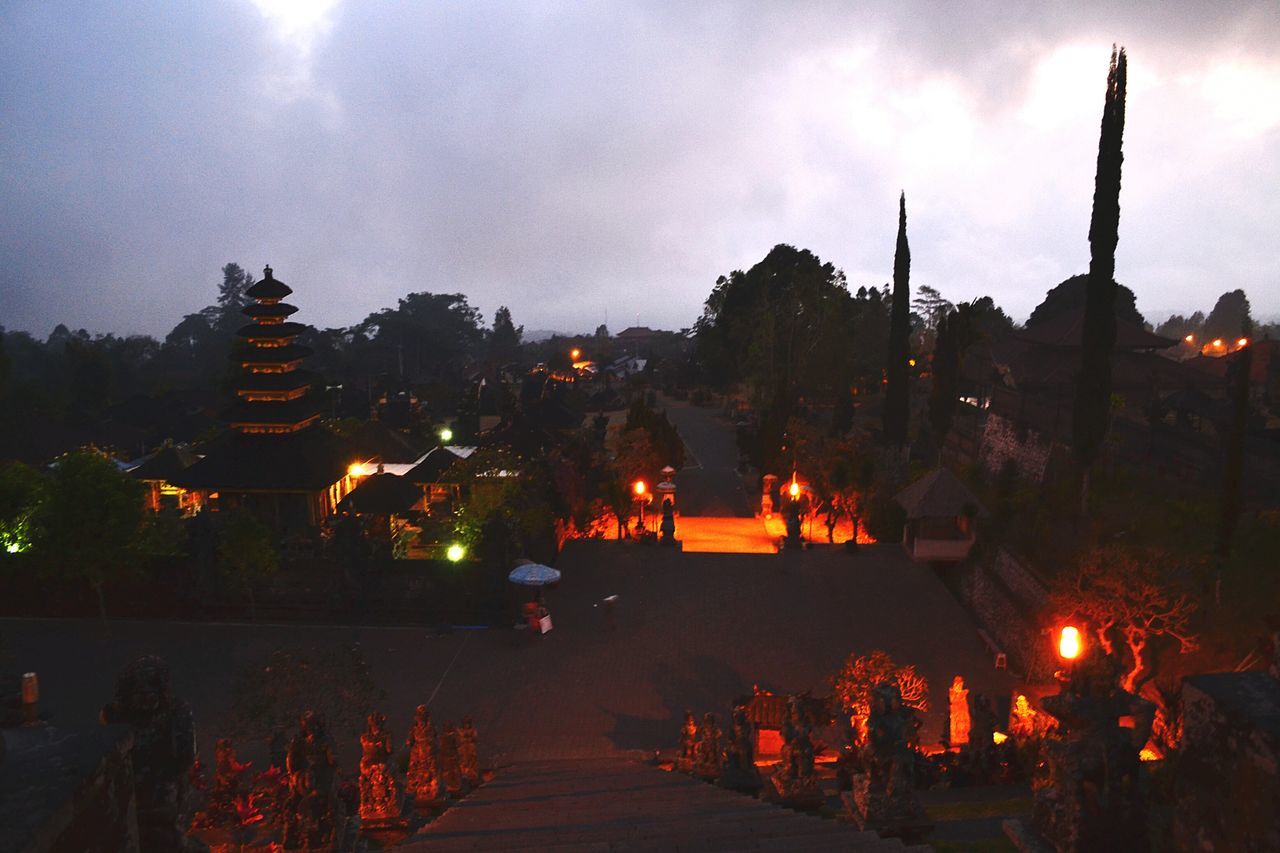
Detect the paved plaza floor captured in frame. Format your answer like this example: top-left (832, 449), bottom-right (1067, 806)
top-left (1, 541), bottom-right (1016, 770)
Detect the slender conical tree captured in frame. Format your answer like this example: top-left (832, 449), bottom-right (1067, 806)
top-left (883, 192), bottom-right (912, 448)
top-left (1072, 46), bottom-right (1127, 508)
top-left (1216, 342), bottom-right (1252, 557)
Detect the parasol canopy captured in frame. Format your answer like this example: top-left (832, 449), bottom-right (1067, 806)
top-left (508, 562), bottom-right (561, 586)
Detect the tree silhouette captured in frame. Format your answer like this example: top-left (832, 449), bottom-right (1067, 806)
top-left (1072, 46), bottom-right (1127, 508)
top-left (883, 193), bottom-right (912, 449)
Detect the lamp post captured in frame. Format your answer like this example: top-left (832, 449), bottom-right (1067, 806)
top-left (1056, 624), bottom-right (1082, 685)
top-left (633, 480), bottom-right (648, 536)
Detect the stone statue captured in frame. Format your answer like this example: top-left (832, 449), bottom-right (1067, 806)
top-left (948, 676), bottom-right (970, 747)
top-left (282, 710), bottom-right (339, 850)
top-left (1029, 643), bottom-right (1155, 852)
top-left (769, 697), bottom-right (822, 807)
top-left (406, 705), bottom-right (442, 804)
top-left (660, 498), bottom-right (676, 544)
top-left (845, 683), bottom-right (929, 839)
top-left (694, 712), bottom-right (723, 781)
top-left (458, 716), bottom-right (480, 787)
top-left (100, 655), bottom-right (197, 853)
top-left (719, 706), bottom-right (762, 793)
top-left (205, 738), bottom-right (251, 826)
top-left (784, 500), bottom-right (803, 549)
top-left (1008, 693), bottom-right (1042, 739)
top-left (358, 712), bottom-right (403, 828)
top-left (677, 710), bottom-right (698, 774)
top-left (963, 692), bottom-right (998, 782)
top-left (438, 721), bottom-right (465, 796)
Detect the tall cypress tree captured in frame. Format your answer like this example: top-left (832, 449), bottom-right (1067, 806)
top-left (1217, 342), bottom-right (1252, 557)
top-left (883, 192), bottom-right (912, 448)
top-left (1072, 46), bottom-right (1127, 502)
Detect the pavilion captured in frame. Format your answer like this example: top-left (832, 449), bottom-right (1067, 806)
top-left (895, 468), bottom-right (986, 563)
top-left (172, 267), bottom-right (360, 530)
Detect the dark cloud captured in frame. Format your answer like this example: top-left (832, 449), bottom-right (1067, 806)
top-left (2, 1), bottom-right (1277, 339)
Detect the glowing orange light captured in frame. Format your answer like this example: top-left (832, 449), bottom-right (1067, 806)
top-left (1184, 334), bottom-right (1194, 343)
top-left (992, 731), bottom-right (1008, 745)
top-left (1139, 747), bottom-right (1160, 762)
top-left (908, 358), bottom-right (916, 367)
top-left (789, 480), bottom-right (801, 499)
top-left (633, 480), bottom-right (647, 496)
top-left (1212, 339), bottom-right (1224, 349)
top-left (1059, 625), bottom-right (1082, 660)
top-left (348, 463), bottom-right (368, 478)
top-left (571, 348), bottom-right (581, 360)
top-left (1237, 338), bottom-right (1248, 348)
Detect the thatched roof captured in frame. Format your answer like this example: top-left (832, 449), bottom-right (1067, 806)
top-left (894, 468), bottom-right (986, 519)
top-left (404, 446), bottom-right (462, 484)
top-left (337, 472), bottom-right (422, 515)
top-left (171, 426), bottom-right (353, 492)
top-left (128, 444), bottom-right (198, 482)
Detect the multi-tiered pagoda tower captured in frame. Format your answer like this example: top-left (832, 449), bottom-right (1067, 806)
top-left (174, 266), bottom-right (358, 528)
top-left (229, 266), bottom-right (320, 434)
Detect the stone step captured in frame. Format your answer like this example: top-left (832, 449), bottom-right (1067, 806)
top-left (405, 759), bottom-right (927, 851)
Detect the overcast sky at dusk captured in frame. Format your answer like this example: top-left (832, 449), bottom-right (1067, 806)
top-left (3, 1), bottom-right (1278, 339)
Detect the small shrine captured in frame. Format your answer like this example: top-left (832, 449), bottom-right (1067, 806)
top-left (894, 468), bottom-right (986, 562)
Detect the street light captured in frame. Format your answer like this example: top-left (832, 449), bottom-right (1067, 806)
top-left (439, 427), bottom-right (453, 444)
top-left (446, 543), bottom-right (466, 562)
top-left (789, 479), bottom-right (801, 500)
top-left (571, 348), bottom-right (581, 361)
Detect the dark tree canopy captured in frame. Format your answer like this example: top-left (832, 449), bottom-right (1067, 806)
top-left (359, 292), bottom-right (485, 381)
top-left (883, 193), bottom-right (912, 448)
top-left (1202, 289), bottom-right (1253, 341)
top-left (1027, 274), bottom-right (1143, 329)
top-left (489, 305), bottom-right (524, 361)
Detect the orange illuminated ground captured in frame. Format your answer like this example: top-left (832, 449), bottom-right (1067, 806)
top-left (677, 517), bottom-right (779, 554)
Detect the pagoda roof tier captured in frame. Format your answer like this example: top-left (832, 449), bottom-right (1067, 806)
top-left (234, 343), bottom-right (313, 365)
top-left (226, 396), bottom-right (323, 427)
top-left (128, 443), bottom-right (199, 482)
top-left (236, 321), bottom-right (307, 339)
top-left (242, 302), bottom-right (298, 320)
top-left (171, 425), bottom-right (355, 492)
top-left (236, 370), bottom-right (317, 392)
top-left (246, 266), bottom-right (292, 300)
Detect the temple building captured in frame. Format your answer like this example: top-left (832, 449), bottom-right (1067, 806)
top-left (172, 267), bottom-right (361, 529)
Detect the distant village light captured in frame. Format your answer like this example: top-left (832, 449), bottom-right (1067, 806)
top-left (1059, 625), bottom-right (1082, 660)
top-left (446, 543), bottom-right (466, 562)
top-left (1237, 337), bottom-right (1249, 348)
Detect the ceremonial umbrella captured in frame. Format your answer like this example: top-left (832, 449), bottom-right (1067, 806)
top-left (508, 562), bottom-right (561, 586)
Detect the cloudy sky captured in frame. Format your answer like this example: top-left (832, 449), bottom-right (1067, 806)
top-left (3, 1), bottom-right (1278, 339)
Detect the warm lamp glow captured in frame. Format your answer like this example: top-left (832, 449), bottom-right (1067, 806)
top-left (1139, 747), bottom-right (1160, 762)
top-left (446, 543), bottom-right (465, 562)
top-left (1184, 334), bottom-right (1194, 343)
top-left (439, 427), bottom-right (453, 443)
top-left (1212, 339), bottom-right (1224, 349)
top-left (348, 462), bottom-right (368, 478)
top-left (570, 348), bottom-right (581, 360)
top-left (633, 480), bottom-right (647, 496)
top-left (789, 480), bottom-right (801, 499)
top-left (1237, 337), bottom-right (1249, 347)
top-left (992, 731), bottom-right (1008, 745)
top-left (908, 358), bottom-right (916, 367)
top-left (1059, 625), bottom-right (1082, 660)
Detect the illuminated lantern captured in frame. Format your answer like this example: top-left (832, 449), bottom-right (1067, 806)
top-left (348, 462), bottom-right (367, 478)
top-left (439, 427), bottom-right (453, 443)
top-left (789, 480), bottom-right (801, 499)
top-left (1059, 625), bottom-right (1082, 660)
top-left (446, 543), bottom-right (466, 562)
top-left (1237, 338), bottom-right (1249, 348)
top-left (1184, 334), bottom-right (1194, 343)
top-left (1212, 339), bottom-right (1224, 349)
top-left (634, 480), bottom-right (647, 496)
top-left (571, 348), bottom-right (581, 361)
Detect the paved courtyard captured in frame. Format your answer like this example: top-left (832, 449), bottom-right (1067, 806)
top-left (1, 541), bottom-right (1015, 770)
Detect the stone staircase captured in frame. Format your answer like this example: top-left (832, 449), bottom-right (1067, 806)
top-left (404, 758), bottom-right (929, 851)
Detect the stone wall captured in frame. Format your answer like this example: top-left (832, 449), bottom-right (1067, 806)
top-left (977, 414), bottom-right (1054, 482)
top-left (1175, 671), bottom-right (1280, 852)
top-left (955, 548), bottom-right (1052, 680)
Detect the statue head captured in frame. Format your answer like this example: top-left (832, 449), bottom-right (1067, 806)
top-left (114, 655), bottom-right (173, 719)
top-left (415, 704), bottom-right (430, 724)
top-left (952, 675), bottom-right (965, 690)
top-left (367, 711), bottom-right (386, 732)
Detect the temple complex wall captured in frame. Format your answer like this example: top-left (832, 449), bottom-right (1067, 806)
top-left (954, 548), bottom-right (1052, 680)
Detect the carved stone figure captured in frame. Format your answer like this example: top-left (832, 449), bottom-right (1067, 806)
top-left (676, 710), bottom-right (698, 774)
top-left (963, 692), bottom-right (998, 782)
top-left (769, 697), bottom-right (822, 807)
top-left (438, 721), bottom-right (465, 795)
top-left (358, 712), bottom-right (403, 828)
top-left (406, 705), bottom-right (442, 804)
top-left (694, 712), bottom-right (722, 781)
top-left (660, 499), bottom-right (676, 544)
top-left (458, 716), bottom-right (480, 786)
top-left (948, 676), bottom-right (970, 746)
top-left (99, 655), bottom-right (197, 853)
top-left (282, 710), bottom-right (339, 850)
top-left (719, 706), bottom-right (762, 793)
top-left (1030, 644), bottom-right (1155, 852)
top-left (845, 683), bottom-right (929, 839)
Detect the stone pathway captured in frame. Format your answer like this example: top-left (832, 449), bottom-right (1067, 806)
top-left (405, 758), bottom-right (930, 852)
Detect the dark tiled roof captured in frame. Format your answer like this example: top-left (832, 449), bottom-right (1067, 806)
top-left (347, 420), bottom-right (429, 465)
top-left (171, 426), bottom-right (355, 492)
top-left (245, 267), bottom-right (291, 300)
top-left (128, 444), bottom-right (198, 482)
top-left (236, 321), bottom-right (306, 339)
top-left (1185, 671), bottom-right (1280, 741)
top-left (236, 370), bottom-right (316, 393)
top-left (404, 446), bottom-right (461, 483)
top-left (337, 473), bottom-right (422, 515)
top-left (895, 468), bottom-right (986, 519)
top-left (242, 302), bottom-right (297, 320)
top-left (226, 396), bottom-right (322, 426)
top-left (234, 343), bottom-right (313, 365)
